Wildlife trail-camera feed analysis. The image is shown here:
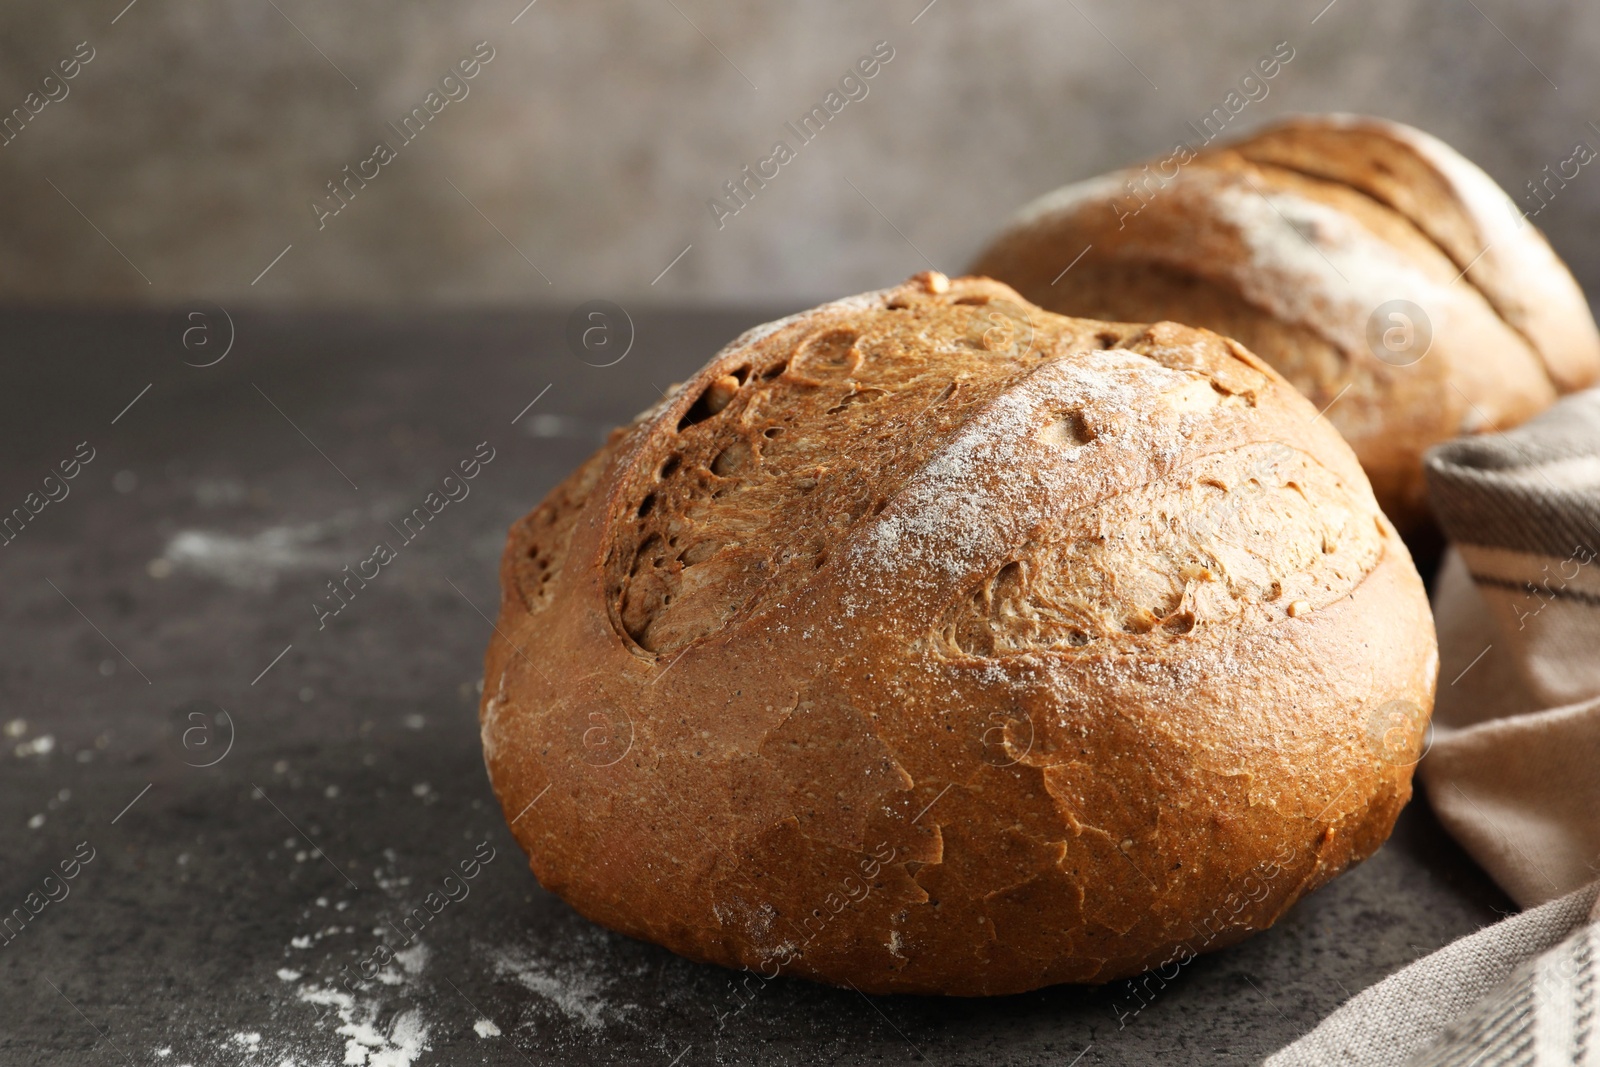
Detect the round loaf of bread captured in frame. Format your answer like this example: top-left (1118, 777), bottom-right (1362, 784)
top-left (480, 272), bottom-right (1438, 995)
top-left (970, 113), bottom-right (1600, 536)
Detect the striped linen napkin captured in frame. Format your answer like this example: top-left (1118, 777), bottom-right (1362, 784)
top-left (1267, 387), bottom-right (1600, 1066)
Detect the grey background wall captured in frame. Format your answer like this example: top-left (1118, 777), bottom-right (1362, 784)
top-left (0, 0), bottom-right (1596, 307)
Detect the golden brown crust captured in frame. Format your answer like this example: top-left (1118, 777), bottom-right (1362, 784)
top-left (1228, 114), bottom-right (1600, 393)
top-left (480, 274), bottom-right (1438, 996)
top-left (970, 114), bottom-right (1596, 535)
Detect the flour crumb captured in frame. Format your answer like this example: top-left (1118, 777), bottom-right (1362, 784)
top-left (15, 734), bottom-right (55, 758)
top-left (491, 944), bottom-right (632, 1031)
top-left (473, 1018), bottom-right (501, 1038)
top-left (162, 523), bottom-right (342, 591)
top-left (395, 942), bottom-right (429, 976)
top-left (298, 986), bottom-right (431, 1067)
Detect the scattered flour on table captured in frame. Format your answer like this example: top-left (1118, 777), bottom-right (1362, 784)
top-left (285, 911), bottom-right (432, 1066)
top-left (160, 523), bottom-right (345, 591)
top-left (143, 868), bottom-right (433, 1067)
top-left (395, 943), bottom-right (428, 976)
top-left (298, 986), bottom-right (431, 1067)
top-left (490, 943), bottom-right (634, 1031)
top-left (376, 943), bottom-right (429, 986)
top-left (275, 856), bottom-right (432, 1065)
top-left (15, 734), bottom-right (54, 759)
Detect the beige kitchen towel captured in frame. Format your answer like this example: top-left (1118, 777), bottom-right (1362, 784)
top-left (1268, 388), bottom-right (1600, 1065)
top-left (1424, 385), bottom-right (1600, 908)
top-left (1426, 387), bottom-right (1600, 713)
top-left (1426, 553), bottom-right (1600, 910)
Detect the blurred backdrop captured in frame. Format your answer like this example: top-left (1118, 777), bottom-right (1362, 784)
top-left (0, 0), bottom-right (1596, 306)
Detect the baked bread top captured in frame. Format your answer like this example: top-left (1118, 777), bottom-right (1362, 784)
top-left (1229, 113), bottom-right (1600, 392)
top-left (481, 272), bottom-right (1437, 995)
top-left (970, 114), bottom-right (1600, 535)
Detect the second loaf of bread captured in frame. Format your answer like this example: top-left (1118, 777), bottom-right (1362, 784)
top-left (971, 114), bottom-right (1600, 535)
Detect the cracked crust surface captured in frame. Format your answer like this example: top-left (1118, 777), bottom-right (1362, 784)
top-left (479, 273), bottom-right (1438, 995)
top-left (970, 113), bottom-right (1600, 537)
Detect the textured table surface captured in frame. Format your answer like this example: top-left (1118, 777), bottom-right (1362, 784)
top-left (0, 307), bottom-right (1509, 1066)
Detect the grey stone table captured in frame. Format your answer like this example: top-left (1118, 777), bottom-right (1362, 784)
top-left (0, 307), bottom-right (1509, 1066)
